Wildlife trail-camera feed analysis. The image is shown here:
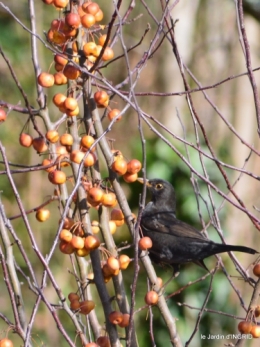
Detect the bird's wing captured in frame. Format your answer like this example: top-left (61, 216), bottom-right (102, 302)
top-left (141, 211), bottom-right (206, 241)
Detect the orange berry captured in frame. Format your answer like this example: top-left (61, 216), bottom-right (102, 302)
top-left (237, 321), bottom-right (252, 334)
top-left (96, 336), bottom-right (110, 347)
top-left (81, 13), bottom-right (96, 28)
top-left (251, 325), bottom-right (260, 338)
top-left (53, 0), bottom-right (69, 9)
top-left (36, 208), bottom-right (50, 222)
top-left (108, 311), bottom-right (123, 325)
top-left (59, 240), bottom-right (75, 254)
top-left (95, 9), bottom-right (103, 22)
top-left (83, 42), bottom-right (97, 56)
top-left (70, 236), bottom-right (85, 249)
top-left (0, 108), bottom-right (7, 122)
top-left (42, 158), bottom-right (56, 173)
top-left (98, 34), bottom-right (109, 46)
top-left (53, 93), bottom-right (66, 107)
top-left (123, 172), bottom-right (138, 183)
top-left (145, 291), bottom-right (158, 305)
top-left (127, 159), bottom-right (142, 174)
top-left (102, 47), bottom-right (114, 61)
top-left (83, 152), bottom-right (97, 167)
top-left (79, 300), bottom-right (95, 314)
top-left (70, 299), bottom-right (80, 310)
top-left (60, 133), bottom-right (73, 146)
top-left (111, 158), bottom-right (127, 175)
top-left (94, 90), bottom-right (109, 107)
top-left (83, 2), bottom-right (100, 15)
top-left (119, 254), bottom-right (131, 270)
top-left (54, 53), bottom-right (68, 66)
top-left (253, 264), bottom-right (260, 277)
top-left (68, 292), bottom-right (79, 302)
top-left (81, 135), bottom-right (95, 150)
top-left (118, 313), bottom-right (130, 327)
top-left (76, 247), bottom-right (90, 257)
top-left (32, 137), bottom-right (48, 153)
top-left (64, 97), bottom-right (78, 111)
top-left (107, 256), bottom-right (120, 274)
top-left (87, 187), bottom-right (104, 203)
top-left (63, 64), bottom-right (80, 80)
top-left (54, 72), bottom-right (67, 85)
top-left (37, 72), bottom-right (54, 87)
top-left (108, 109), bottom-right (121, 122)
top-left (19, 133), bottom-right (33, 147)
top-left (84, 235), bottom-right (100, 251)
top-left (46, 130), bottom-right (59, 143)
top-left (0, 338), bottom-right (14, 347)
top-left (139, 236), bottom-right (153, 250)
top-left (59, 229), bottom-right (73, 242)
top-left (101, 192), bottom-right (117, 207)
top-left (65, 13), bottom-right (81, 28)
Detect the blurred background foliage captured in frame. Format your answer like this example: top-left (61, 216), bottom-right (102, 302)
top-left (1, 0), bottom-right (260, 346)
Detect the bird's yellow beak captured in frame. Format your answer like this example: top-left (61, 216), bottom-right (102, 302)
top-left (137, 178), bottom-right (151, 187)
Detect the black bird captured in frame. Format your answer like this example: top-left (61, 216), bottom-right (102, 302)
top-left (138, 178), bottom-right (258, 273)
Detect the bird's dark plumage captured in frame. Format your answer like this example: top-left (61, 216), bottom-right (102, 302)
top-left (139, 178), bottom-right (258, 272)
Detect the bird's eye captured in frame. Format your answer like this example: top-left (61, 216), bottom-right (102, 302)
top-left (155, 183), bottom-right (163, 189)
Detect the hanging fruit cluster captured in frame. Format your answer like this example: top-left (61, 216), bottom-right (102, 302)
top-left (20, 0), bottom-right (142, 195)
top-left (236, 265), bottom-right (260, 338)
top-left (18, 0), bottom-right (143, 344)
top-left (0, 1), bottom-right (146, 346)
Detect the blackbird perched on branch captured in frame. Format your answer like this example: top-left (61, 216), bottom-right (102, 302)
top-left (138, 178), bottom-right (258, 273)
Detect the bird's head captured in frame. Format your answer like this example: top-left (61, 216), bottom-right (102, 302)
top-left (137, 178), bottom-right (176, 212)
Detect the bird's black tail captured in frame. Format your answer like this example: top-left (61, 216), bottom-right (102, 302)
top-left (215, 243), bottom-right (258, 255)
top-left (196, 244), bottom-right (258, 272)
